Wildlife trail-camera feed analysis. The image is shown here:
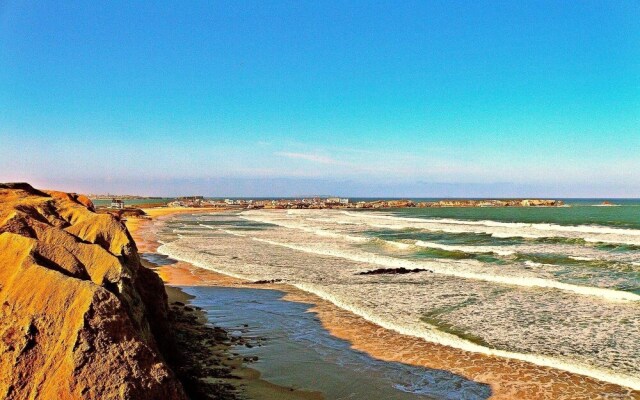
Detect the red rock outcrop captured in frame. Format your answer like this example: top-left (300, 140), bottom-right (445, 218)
top-left (0, 183), bottom-right (187, 399)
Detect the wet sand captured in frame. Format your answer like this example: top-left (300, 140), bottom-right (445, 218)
top-left (128, 208), bottom-right (640, 400)
top-left (127, 208), bottom-right (323, 400)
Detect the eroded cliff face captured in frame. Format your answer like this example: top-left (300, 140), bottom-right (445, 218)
top-left (0, 183), bottom-right (186, 400)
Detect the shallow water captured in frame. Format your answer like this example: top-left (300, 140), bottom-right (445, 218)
top-left (183, 286), bottom-right (492, 400)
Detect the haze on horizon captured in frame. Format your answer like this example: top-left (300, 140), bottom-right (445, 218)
top-left (1, 1), bottom-right (639, 198)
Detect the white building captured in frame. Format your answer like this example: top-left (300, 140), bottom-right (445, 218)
top-left (327, 197), bottom-right (349, 204)
top-left (110, 199), bottom-right (125, 209)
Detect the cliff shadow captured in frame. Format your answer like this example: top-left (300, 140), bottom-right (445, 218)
top-left (141, 253), bottom-right (179, 266)
top-left (179, 285), bottom-right (492, 400)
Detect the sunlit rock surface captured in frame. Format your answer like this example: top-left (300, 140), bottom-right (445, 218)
top-left (0, 183), bottom-right (186, 400)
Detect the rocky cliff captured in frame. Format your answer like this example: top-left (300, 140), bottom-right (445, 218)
top-left (0, 183), bottom-right (187, 399)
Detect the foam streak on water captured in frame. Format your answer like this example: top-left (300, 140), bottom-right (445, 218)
top-left (413, 240), bottom-right (516, 256)
top-left (289, 282), bottom-right (640, 392)
top-left (340, 211), bottom-right (640, 245)
top-left (249, 237), bottom-right (639, 302)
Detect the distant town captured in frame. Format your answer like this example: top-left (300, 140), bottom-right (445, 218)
top-left (88, 194), bottom-right (164, 200)
top-left (101, 196), bottom-right (564, 210)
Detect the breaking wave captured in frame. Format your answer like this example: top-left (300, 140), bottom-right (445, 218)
top-left (340, 211), bottom-right (640, 246)
top-left (250, 237), bottom-right (639, 302)
top-left (155, 209), bottom-right (640, 392)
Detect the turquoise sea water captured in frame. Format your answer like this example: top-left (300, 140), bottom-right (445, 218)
top-left (382, 199), bottom-right (640, 229)
top-left (365, 202), bottom-right (640, 294)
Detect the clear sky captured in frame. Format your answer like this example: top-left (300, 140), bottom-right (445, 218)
top-left (1, 1), bottom-right (639, 197)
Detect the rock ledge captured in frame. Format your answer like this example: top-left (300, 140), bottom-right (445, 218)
top-left (0, 183), bottom-right (186, 399)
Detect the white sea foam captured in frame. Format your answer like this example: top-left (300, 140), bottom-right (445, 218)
top-left (347, 212), bottom-right (640, 236)
top-left (523, 260), bottom-right (557, 269)
top-left (338, 211), bottom-right (640, 246)
top-left (161, 234), bottom-right (640, 390)
top-left (292, 282), bottom-right (640, 391)
top-left (251, 237), bottom-right (640, 302)
top-left (568, 256), bottom-right (596, 261)
top-left (156, 211), bottom-right (640, 391)
top-left (198, 224), bottom-right (247, 237)
top-left (490, 232), bottom-right (541, 239)
top-left (240, 209), bottom-right (640, 280)
top-left (238, 215), bottom-right (368, 243)
top-left (378, 239), bottom-right (413, 250)
top-left (411, 240), bottom-right (632, 264)
top-left (158, 243), bottom-right (260, 281)
top-left (221, 229), bottom-right (246, 237)
top-left (414, 240), bottom-right (516, 256)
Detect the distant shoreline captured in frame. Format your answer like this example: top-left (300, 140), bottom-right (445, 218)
top-left (117, 198), bottom-right (565, 210)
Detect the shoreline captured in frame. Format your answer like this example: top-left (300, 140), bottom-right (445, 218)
top-left (128, 208), bottom-right (323, 400)
top-left (129, 207), bottom-right (640, 399)
top-left (164, 285), bottom-right (323, 400)
top-left (120, 197), bottom-right (565, 211)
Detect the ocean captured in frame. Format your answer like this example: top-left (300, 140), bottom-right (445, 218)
top-left (153, 200), bottom-right (640, 395)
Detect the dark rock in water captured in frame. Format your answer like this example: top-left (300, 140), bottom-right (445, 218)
top-left (251, 279), bottom-right (283, 284)
top-left (356, 267), bottom-right (433, 275)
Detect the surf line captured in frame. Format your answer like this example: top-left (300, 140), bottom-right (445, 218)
top-left (250, 238), bottom-right (640, 303)
top-left (339, 212), bottom-right (640, 245)
top-left (292, 281), bottom-right (640, 392)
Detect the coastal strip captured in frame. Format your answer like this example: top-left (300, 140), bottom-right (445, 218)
top-left (137, 208), bottom-right (640, 400)
top-left (127, 207), bottom-right (324, 400)
top-left (142, 196), bottom-right (564, 210)
top-left (0, 184), bottom-right (322, 400)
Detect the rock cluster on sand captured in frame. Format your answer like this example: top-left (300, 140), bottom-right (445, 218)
top-left (0, 183), bottom-right (186, 399)
top-left (356, 267), bottom-right (433, 275)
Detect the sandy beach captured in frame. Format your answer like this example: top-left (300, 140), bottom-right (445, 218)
top-left (128, 208), bottom-right (323, 400)
top-left (128, 208), bottom-right (640, 400)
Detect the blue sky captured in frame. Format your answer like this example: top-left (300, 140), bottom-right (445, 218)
top-left (1, 1), bottom-right (639, 196)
